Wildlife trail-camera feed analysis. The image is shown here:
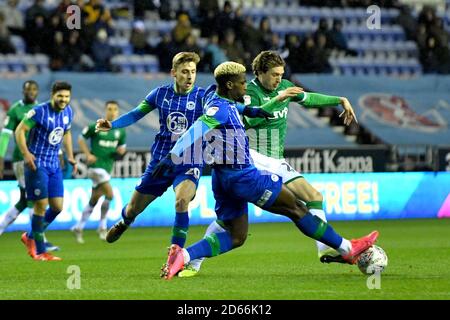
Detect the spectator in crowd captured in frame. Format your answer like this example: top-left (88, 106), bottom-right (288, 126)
top-left (49, 31), bottom-right (65, 70)
top-left (428, 17), bottom-right (449, 48)
top-left (83, 0), bottom-right (113, 49)
top-left (152, 33), bottom-right (176, 72)
top-left (91, 28), bottom-right (114, 72)
top-left (203, 33), bottom-right (227, 71)
top-left (0, 0), bottom-right (24, 35)
top-left (259, 17), bottom-right (274, 51)
top-left (65, 31), bottom-right (86, 71)
top-left (240, 16), bottom-right (264, 59)
top-left (178, 34), bottom-right (202, 57)
top-left (25, 0), bottom-right (48, 27)
top-left (159, 0), bottom-right (175, 20)
top-left (25, 13), bottom-right (48, 54)
top-left (130, 20), bottom-right (151, 55)
top-left (171, 13), bottom-right (192, 45)
top-left (283, 33), bottom-right (301, 73)
top-left (216, 1), bottom-right (235, 39)
top-left (0, 11), bottom-right (15, 53)
top-left (220, 28), bottom-right (246, 65)
top-left (395, 5), bottom-right (418, 41)
top-left (420, 35), bottom-right (450, 74)
top-left (328, 19), bottom-right (357, 56)
top-left (133, 0), bottom-right (157, 19)
top-left (199, 9), bottom-right (218, 38)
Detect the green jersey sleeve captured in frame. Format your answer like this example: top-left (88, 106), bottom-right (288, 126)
top-left (300, 92), bottom-right (342, 108)
top-left (3, 106), bottom-right (19, 132)
top-left (81, 124), bottom-right (96, 139)
top-left (118, 128), bottom-right (127, 146)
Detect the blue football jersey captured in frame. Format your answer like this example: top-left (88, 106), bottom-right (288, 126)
top-left (203, 92), bottom-right (252, 166)
top-left (26, 101), bottom-right (73, 168)
top-left (145, 84), bottom-right (205, 162)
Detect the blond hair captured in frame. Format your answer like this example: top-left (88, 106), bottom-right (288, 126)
top-left (214, 61), bottom-right (246, 78)
top-left (172, 52), bottom-right (200, 70)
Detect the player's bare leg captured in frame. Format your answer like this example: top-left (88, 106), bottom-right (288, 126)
top-left (106, 190), bottom-right (156, 243)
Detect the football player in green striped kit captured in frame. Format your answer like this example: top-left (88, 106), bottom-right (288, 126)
top-left (71, 101), bottom-right (126, 243)
top-left (180, 51), bottom-right (358, 277)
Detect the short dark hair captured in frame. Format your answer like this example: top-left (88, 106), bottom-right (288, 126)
top-left (105, 100), bottom-right (119, 107)
top-left (252, 51), bottom-right (285, 76)
top-left (23, 80), bottom-right (38, 89)
top-left (51, 81), bottom-right (72, 94)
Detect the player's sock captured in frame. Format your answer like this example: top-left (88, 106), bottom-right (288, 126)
top-left (31, 215), bottom-right (46, 254)
top-left (76, 204), bottom-right (94, 230)
top-left (189, 220), bottom-right (226, 271)
top-left (0, 207), bottom-right (21, 235)
top-left (99, 199), bottom-right (110, 230)
top-left (295, 212), bottom-right (350, 254)
top-left (121, 205), bottom-right (134, 226)
top-left (171, 211), bottom-right (189, 247)
top-left (306, 201), bottom-right (332, 253)
top-left (186, 231), bottom-right (233, 261)
top-left (42, 208), bottom-right (60, 230)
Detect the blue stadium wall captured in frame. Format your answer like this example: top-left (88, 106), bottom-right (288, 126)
top-left (0, 172), bottom-right (449, 232)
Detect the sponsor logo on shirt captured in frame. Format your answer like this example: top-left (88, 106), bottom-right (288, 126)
top-left (48, 127), bottom-right (64, 145)
top-left (167, 112), bottom-right (188, 134)
top-left (206, 107), bottom-right (219, 116)
top-left (256, 189), bottom-right (273, 207)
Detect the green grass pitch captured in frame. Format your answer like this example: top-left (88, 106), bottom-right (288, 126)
top-left (0, 219), bottom-right (449, 300)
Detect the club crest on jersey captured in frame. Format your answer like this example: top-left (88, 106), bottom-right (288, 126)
top-left (26, 109), bottom-right (35, 119)
top-left (63, 116), bottom-right (69, 124)
top-left (186, 101), bottom-right (196, 110)
top-left (206, 107), bottom-right (219, 116)
top-left (115, 130), bottom-right (120, 139)
top-left (48, 127), bottom-right (64, 145)
top-left (167, 111), bottom-right (188, 134)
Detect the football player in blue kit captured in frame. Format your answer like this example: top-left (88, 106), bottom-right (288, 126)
top-left (15, 81), bottom-right (77, 261)
top-left (151, 62), bottom-right (379, 280)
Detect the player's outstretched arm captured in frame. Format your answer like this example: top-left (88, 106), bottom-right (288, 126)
top-left (96, 100), bottom-right (155, 132)
top-left (15, 120), bottom-right (36, 171)
top-left (300, 93), bottom-right (358, 126)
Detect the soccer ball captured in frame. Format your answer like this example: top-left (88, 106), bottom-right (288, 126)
top-left (357, 245), bottom-right (388, 275)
